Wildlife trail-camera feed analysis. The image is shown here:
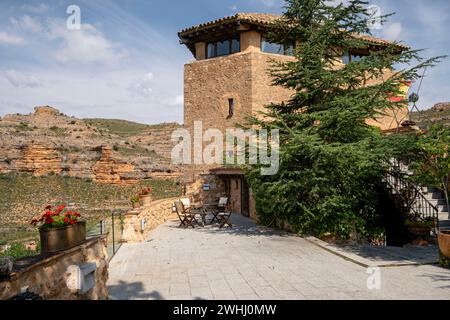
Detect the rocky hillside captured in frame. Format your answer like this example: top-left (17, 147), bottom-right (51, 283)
top-left (411, 102), bottom-right (450, 128)
top-left (0, 106), bottom-right (182, 183)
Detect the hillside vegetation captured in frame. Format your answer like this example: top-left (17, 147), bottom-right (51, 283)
top-left (0, 173), bottom-right (182, 244)
top-left (411, 102), bottom-right (450, 128)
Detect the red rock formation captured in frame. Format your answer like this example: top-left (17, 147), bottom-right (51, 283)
top-left (14, 144), bottom-right (62, 176)
top-left (92, 146), bottom-right (138, 184)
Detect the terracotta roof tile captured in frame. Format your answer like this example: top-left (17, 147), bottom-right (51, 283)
top-left (179, 13), bottom-right (279, 36)
top-left (179, 12), bottom-right (409, 50)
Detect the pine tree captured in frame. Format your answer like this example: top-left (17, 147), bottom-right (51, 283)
top-left (244, 0), bottom-right (443, 239)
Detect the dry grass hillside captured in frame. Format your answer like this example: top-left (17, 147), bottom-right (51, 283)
top-left (0, 173), bottom-right (182, 244)
top-left (0, 106), bottom-right (184, 244)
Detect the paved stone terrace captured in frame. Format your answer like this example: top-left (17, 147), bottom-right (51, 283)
top-left (107, 215), bottom-right (450, 300)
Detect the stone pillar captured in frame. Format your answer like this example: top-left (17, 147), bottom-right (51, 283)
top-left (240, 31), bottom-right (261, 52)
top-left (122, 209), bottom-right (145, 243)
top-left (195, 42), bottom-right (206, 60)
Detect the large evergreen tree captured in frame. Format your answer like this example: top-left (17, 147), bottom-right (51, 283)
top-left (245, 0), bottom-right (443, 239)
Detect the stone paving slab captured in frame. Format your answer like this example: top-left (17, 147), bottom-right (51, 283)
top-left (108, 214), bottom-right (450, 300)
top-left (304, 236), bottom-right (439, 267)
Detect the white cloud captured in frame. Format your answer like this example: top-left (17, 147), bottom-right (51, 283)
top-left (382, 22), bottom-right (403, 41)
top-left (48, 21), bottom-right (127, 64)
top-left (128, 72), bottom-right (155, 98)
top-left (20, 3), bottom-right (51, 14)
top-left (0, 31), bottom-right (26, 45)
top-left (4, 70), bottom-right (41, 88)
top-left (10, 15), bottom-right (43, 34)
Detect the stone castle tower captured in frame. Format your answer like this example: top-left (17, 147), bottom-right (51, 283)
top-left (178, 13), bottom-right (410, 216)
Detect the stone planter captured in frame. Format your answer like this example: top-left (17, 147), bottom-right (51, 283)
top-left (140, 195), bottom-right (152, 206)
top-left (438, 230), bottom-right (450, 259)
top-left (39, 221), bottom-right (86, 253)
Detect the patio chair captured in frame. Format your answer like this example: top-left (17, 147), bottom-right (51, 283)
top-left (210, 197), bottom-right (229, 224)
top-left (174, 201), bottom-right (196, 228)
top-left (180, 197), bottom-right (204, 225)
top-left (217, 201), bottom-right (232, 229)
top-left (180, 197), bottom-right (192, 210)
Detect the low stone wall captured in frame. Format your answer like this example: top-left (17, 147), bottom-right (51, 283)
top-left (0, 236), bottom-right (109, 300)
top-left (122, 197), bottom-right (179, 243)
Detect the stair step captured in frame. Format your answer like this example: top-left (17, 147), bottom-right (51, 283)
top-left (423, 192), bottom-right (445, 201)
top-left (423, 198), bottom-right (447, 206)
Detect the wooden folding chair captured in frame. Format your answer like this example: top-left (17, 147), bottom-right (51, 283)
top-left (210, 197), bottom-right (229, 224)
top-left (180, 197), bottom-right (203, 225)
top-left (174, 201), bottom-right (195, 228)
top-left (217, 203), bottom-right (232, 229)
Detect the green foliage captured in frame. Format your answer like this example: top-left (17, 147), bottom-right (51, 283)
top-left (409, 124), bottom-right (450, 212)
top-left (244, 0), bottom-right (443, 239)
top-left (0, 242), bottom-right (39, 260)
top-left (409, 125), bottom-right (449, 187)
top-left (84, 119), bottom-right (151, 137)
top-left (130, 195), bottom-right (140, 205)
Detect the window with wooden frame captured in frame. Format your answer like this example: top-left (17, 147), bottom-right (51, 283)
top-left (206, 37), bottom-right (240, 59)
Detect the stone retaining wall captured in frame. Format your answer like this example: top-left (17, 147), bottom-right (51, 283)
top-left (0, 236), bottom-right (109, 300)
top-left (122, 197), bottom-right (179, 243)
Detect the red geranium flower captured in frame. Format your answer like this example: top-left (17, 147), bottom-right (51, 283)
top-left (64, 217), bottom-right (69, 223)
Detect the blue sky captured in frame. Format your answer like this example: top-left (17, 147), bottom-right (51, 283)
top-left (0, 0), bottom-right (449, 124)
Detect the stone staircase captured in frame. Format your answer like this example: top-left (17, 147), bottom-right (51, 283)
top-left (384, 163), bottom-right (450, 234)
top-left (422, 187), bottom-right (450, 231)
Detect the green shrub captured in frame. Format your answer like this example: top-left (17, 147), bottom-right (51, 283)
top-left (0, 242), bottom-right (39, 260)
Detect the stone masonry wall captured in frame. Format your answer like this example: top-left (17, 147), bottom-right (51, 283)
top-left (0, 236), bottom-right (109, 300)
top-left (122, 197), bottom-right (179, 243)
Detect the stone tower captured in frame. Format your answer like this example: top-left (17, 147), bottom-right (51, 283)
top-left (178, 13), bottom-right (409, 176)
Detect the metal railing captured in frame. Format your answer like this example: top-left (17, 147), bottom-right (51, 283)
top-left (384, 163), bottom-right (439, 229)
top-left (86, 211), bottom-right (124, 261)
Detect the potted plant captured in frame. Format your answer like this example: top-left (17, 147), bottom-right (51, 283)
top-left (138, 186), bottom-right (153, 206)
top-left (130, 195), bottom-right (140, 209)
top-left (31, 205), bottom-right (85, 253)
top-left (404, 218), bottom-right (433, 245)
top-left (438, 230), bottom-right (450, 260)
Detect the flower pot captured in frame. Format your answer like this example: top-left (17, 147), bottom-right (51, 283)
top-left (140, 195), bottom-right (152, 206)
top-left (438, 231), bottom-right (450, 259)
top-left (39, 221), bottom-right (86, 253)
